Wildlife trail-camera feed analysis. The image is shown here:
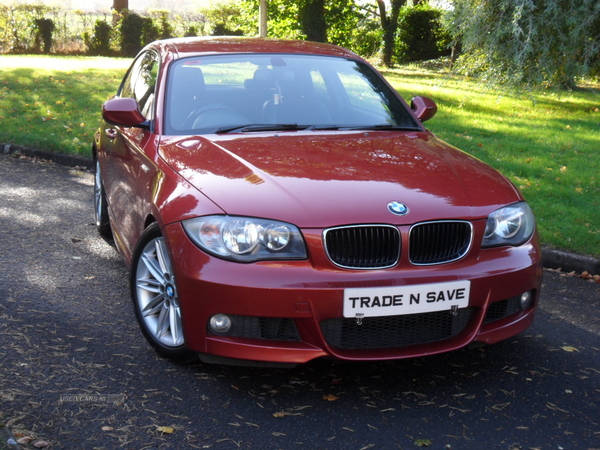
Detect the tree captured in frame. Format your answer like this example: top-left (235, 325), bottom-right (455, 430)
top-left (447, 0), bottom-right (600, 87)
top-left (300, 0), bottom-right (327, 42)
top-left (112, 0), bottom-right (128, 26)
top-left (376, 0), bottom-right (406, 66)
top-left (113, 0), bottom-right (128, 14)
top-left (201, 2), bottom-right (248, 35)
top-left (396, 3), bottom-right (451, 62)
top-left (238, 0), bottom-right (380, 55)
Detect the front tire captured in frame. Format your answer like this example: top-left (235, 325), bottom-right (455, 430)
top-left (131, 223), bottom-right (195, 361)
top-left (94, 157), bottom-right (112, 237)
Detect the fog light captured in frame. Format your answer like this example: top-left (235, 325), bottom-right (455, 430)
top-left (520, 291), bottom-right (533, 309)
top-left (209, 314), bottom-right (232, 334)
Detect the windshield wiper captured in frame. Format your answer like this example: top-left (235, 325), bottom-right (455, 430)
top-left (215, 124), bottom-right (316, 134)
top-left (214, 123), bottom-right (419, 134)
top-left (336, 124), bottom-right (421, 131)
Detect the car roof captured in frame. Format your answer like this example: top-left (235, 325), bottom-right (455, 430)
top-left (145, 36), bottom-right (363, 62)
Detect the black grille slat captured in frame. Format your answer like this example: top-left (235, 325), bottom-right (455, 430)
top-left (484, 296), bottom-right (521, 323)
top-left (324, 221), bottom-right (472, 269)
top-left (320, 308), bottom-right (473, 350)
top-left (324, 225), bottom-right (400, 269)
top-left (410, 221), bottom-right (472, 265)
top-left (216, 316), bottom-right (300, 341)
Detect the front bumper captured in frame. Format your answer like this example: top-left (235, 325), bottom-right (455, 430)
top-left (163, 222), bottom-right (543, 364)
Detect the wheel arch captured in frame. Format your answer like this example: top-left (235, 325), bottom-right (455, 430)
top-left (144, 214), bottom-right (158, 231)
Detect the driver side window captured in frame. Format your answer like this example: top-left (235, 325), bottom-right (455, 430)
top-left (119, 51), bottom-right (160, 120)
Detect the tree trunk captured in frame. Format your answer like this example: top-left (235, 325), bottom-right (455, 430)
top-left (377, 0), bottom-right (406, 67)
top-left (259, 0), bottom-right (268, 37)
top-left (300, 0), bottom-right (327, 43)
top-left (113, 0), bottom-right (128, 14)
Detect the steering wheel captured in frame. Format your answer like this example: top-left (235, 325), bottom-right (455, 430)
top-left (182, 105), bottom-right (248, 129)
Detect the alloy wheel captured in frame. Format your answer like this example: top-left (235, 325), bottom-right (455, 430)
top-left (134, 236), bottom-right (184, 348)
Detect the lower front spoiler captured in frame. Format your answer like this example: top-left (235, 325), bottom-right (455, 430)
top-left (204, 336), bottom-right (327, 365)
top-left (199, 306), bottom-right (537, 365)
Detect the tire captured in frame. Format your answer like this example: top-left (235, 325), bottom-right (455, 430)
top-left (130, 223), bottom-right (195, 361)
top-left (94, 158), bottom-right (112, 237)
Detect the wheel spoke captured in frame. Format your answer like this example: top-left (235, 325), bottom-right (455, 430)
top-left (141, 293), bottom-right (165, 317)
top-left (169, 304), bottom-right (183, 345)
top-left (155, 303), bottom-right (170, 338)
top-left (155, 239), bottom-right (171, 276)
top-left (137, 277), bottom-right (161, 293)
top-left (141, 252), bottom-right (166, 285)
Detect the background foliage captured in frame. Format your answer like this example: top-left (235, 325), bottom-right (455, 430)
top-left (0, 1), bottom-right (444, 63)
top-left (447, 0), bottom-right (600, 87)
top-left (0, 0), bottom-right (598, 87)
top-left (396, 3), bottom-right (451, 62)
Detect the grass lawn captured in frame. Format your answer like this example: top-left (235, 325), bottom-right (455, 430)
top-left (0, 55), bottom-right (598, 257)
top-left (0, 55), bottom-right (130, 155)
top-left (381, 64), bottom-right (599, 258)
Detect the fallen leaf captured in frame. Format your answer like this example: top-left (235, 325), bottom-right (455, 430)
top-left (414, 438), bottom-right (432, 447)
top-left (157, 426), bottom-right (174, 434)
top-left (33, 441), bottom-right (50, 448)
top-left (323, 394), bottom-right (339, 401)
top-left (561, 346), bottom-right (579, 353)
top-left (17, 437), bottom-right (33, 444)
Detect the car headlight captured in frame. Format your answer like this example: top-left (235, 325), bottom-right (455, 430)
top-left (182, 215), bottom-right (307, 262)
top-left (482, 202), bottom-right (536, 248)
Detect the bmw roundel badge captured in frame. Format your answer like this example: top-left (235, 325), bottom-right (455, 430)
top-left (387, 201), bottom-right (409, 216)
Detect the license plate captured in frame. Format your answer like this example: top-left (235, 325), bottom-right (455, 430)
top-left (343, 280), bottom-right (470, 318)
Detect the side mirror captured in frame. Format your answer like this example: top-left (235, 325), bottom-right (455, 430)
top-left (102, 97), bottom-right (147, 128)
top-left (410, 96), bottom-right (437, 122)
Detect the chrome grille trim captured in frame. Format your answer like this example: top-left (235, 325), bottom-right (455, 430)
top-left (409, 220), bottom-right (473, 265)
top-left (323, 224), bottom-right (401, 270)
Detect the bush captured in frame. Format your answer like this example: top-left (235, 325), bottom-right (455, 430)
top-left (0, 4), bottom-right (208, 56)
top-left (119, 11), bottom-right (159, 57)
top-left (141, 17), bottom-right (160, 47)
top-left (84, 20), bottom-right (113, 56)
top-left (0, 4), bottom-right (55, 54)
top-left (395, 4), bottom-right (451, 63)
top-left (151, 10), bottom-right (174, 39)
top-left (184, 25), bottom-right (199, 37)
top-left (34, 18), bottom-right (55, 53)
top-left (120, 12), bottom-right (143, 57)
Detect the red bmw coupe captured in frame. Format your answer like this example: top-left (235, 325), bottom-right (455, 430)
top-left (94, 37), bottom-right (542, 365)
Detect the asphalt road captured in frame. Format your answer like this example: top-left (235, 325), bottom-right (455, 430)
top-left (1, 153), bottom-right (599, 450)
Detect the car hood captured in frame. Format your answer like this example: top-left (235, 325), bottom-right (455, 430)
top-left (159, 131), bottom-right (521, 228)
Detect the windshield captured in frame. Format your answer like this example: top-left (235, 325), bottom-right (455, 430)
top-left (164, 54), bottom-right (420, 135)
